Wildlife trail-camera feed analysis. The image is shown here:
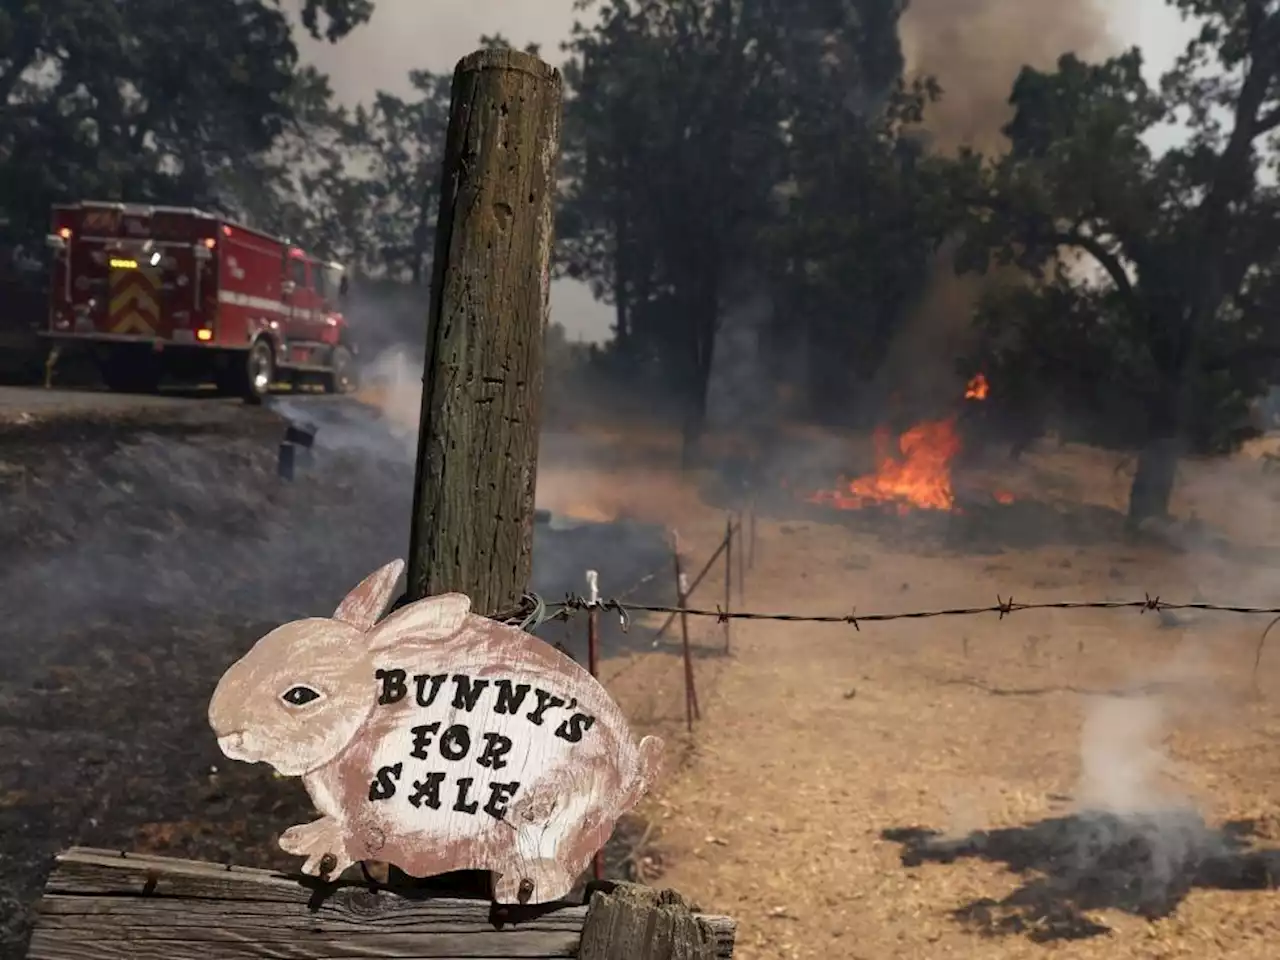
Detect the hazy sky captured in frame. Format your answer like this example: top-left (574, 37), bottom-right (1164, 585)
top-left (297, 1), bottom-right (1198, 342)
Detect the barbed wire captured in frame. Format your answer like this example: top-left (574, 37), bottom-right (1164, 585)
top-left (500, 592), bottom-right (1280, 689)
top-left (532, 593), bottom-right (1280, 628)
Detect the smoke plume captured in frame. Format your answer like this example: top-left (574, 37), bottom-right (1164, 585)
top-left (877, 0), bottom-right (1116, 415)
top-left (900, 0), bottom-right (1114, 155)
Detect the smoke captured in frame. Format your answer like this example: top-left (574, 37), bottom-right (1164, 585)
top-left (705, 287), bottom-right (778, 436)
top-left (287, 0), bottom-right (584, 106)
top-left (900, 0), bottom-right (1114, 155)
top-left (1056, 640), bottom-right (1239, 903)
top-left (877, 0), bottom-right (1117, 416)
top-left (1077, 695), bottom-right (1179, 814)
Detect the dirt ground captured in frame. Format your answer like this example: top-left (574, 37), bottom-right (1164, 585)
top-left (577, 436), bottom-right (1280, 960)
top-left (3, 394), bottom-right (1280, 958)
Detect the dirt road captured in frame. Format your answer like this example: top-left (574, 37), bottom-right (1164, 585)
top-left (0, 385), bottom-right (227, 418)
top-left (0, 385), bottom-right (376, 419)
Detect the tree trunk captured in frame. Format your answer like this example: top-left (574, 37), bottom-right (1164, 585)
top-left (681, 396), bottom-right (708, 469)
top-left (679, 291), bottom-right (718, 471)
top-left (1126, 434), bottom-right (1181, 529)
top-left (405, 48), bottom-right (563, 615)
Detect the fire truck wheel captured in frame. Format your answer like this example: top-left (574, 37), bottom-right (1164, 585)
top-left (242, 339), bottom-right (276, 404)
top-left (325, 345), bottom-right (357, 394)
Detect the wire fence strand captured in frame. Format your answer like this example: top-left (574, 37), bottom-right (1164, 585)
top-left (510, 591), bottom-right (1280, 692)
top-left (536, 594), bottom-right (1280, 628)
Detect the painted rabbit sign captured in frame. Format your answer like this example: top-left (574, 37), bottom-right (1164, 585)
top-left (207, 560), bottom-right (665, 904)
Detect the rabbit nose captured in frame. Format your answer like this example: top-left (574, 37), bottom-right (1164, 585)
top-left (217, 732), bottom-right (251, 761)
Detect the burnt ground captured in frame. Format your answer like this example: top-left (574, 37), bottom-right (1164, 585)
top-left (0, 395), bottom-right (674, 958)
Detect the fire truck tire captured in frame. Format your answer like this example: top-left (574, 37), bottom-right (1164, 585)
top-left (325, 345), bottom-right (357, 394)
top-left (241, 339), bottom-right (276, 404)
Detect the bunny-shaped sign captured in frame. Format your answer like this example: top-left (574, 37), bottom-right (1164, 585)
top-left (208, 560), bottom-right (664, 904)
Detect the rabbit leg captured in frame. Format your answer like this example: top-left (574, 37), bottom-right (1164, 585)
top-left (280, 816), bottom-right (353, 879)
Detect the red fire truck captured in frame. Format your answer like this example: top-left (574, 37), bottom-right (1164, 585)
top-left (43, 201), bottom-right (358, 401)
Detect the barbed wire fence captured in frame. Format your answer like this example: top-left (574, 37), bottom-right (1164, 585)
top-left (543, 511), bottom-right (753, 737)
top-left (531, 506), bottom-right (1280, 884)
top-left (549, 514), bottom-right (750, 883)
top-left (514, 508), bottom-right (1280, 707)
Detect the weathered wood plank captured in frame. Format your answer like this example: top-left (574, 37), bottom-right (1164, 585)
top-left (579, 885), bottom-right (720, 960)
top-left (406, 46), bottom-right (563, 616)
top-left (25, 849), bottom-right (736, 959)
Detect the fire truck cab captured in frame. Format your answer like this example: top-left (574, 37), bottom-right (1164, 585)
top-left (43, 201), bottom-right (358, 401)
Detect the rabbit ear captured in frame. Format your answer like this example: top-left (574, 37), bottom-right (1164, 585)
top-left (333, 560), bottom-right (405, 631)
top-left (366, 592), bottom-right (471, 652)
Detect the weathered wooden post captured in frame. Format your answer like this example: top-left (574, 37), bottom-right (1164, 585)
top-left (586, 569), bottom-right (603, 881)
top-left (735, 512), bottom-right (745, 600)
top-left (406, 47), bottom-right (561, 615)
top-left (672, 532), bottom-right (699, 731)
top-left (722, 517), bottom-right (732, 653)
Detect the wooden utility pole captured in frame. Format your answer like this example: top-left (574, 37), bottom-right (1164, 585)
top-left (406, 48), bottom-right (563, 614)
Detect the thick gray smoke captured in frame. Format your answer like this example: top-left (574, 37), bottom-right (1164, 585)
top-left (879, 0), bottom-right (1117, 414)
top-left (900, 0), bottom-right (1114, 155)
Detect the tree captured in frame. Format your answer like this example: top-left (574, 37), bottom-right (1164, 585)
top-left (273, 33), bottom-right (537, 283)
top-left (222, 66), bottom-right (383, 271)
top-left (762, 74), bottom-right (949, 421)
top-left (0, 0), bottom-right (374, 261)
top-left (354, 70), bottom-right (453, 282)
top-left (560, 0), bottom-right (915, 462)
top-left (954, 0), bottom-right (1280, 525)
top-left (296, 0), bottom-right (375, 41)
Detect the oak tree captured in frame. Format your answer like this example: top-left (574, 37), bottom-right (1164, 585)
top-left (955, 0), bottom-right (1280, 524)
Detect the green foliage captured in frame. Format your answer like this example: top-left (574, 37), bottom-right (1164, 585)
top-left (558, 0), bottom-right (939, 430)
top-left (763, 77), bottom-right (949, 394)
top-left (0, 0), bottom-right (368, 260)
top-left (954, 0), bottom-right (1280, 490)
top-left (297, 0), bottom-right (374, 42)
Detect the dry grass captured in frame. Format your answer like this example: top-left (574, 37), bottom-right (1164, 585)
top-left (597, 437), bottom-right (1280, 960)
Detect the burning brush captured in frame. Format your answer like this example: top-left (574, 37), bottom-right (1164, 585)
top-left (806, 373), bottom-right (1013, 514)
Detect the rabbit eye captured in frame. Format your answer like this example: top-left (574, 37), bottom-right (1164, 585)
top-left (281, 685), bottom-right (321, 706)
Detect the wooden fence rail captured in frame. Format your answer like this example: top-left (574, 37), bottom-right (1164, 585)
top-left (28, 849), bottom-right (737, 960)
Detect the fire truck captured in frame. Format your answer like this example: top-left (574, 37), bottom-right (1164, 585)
top-left (43, 201), bottom-right (357, 401)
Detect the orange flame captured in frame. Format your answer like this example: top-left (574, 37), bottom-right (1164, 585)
top-left (964, 373), bottom-right (989, 400)
top-left (807, 417), bottom-right (962, 514)
top-left (805, 372), bottom-right (1014, 513)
